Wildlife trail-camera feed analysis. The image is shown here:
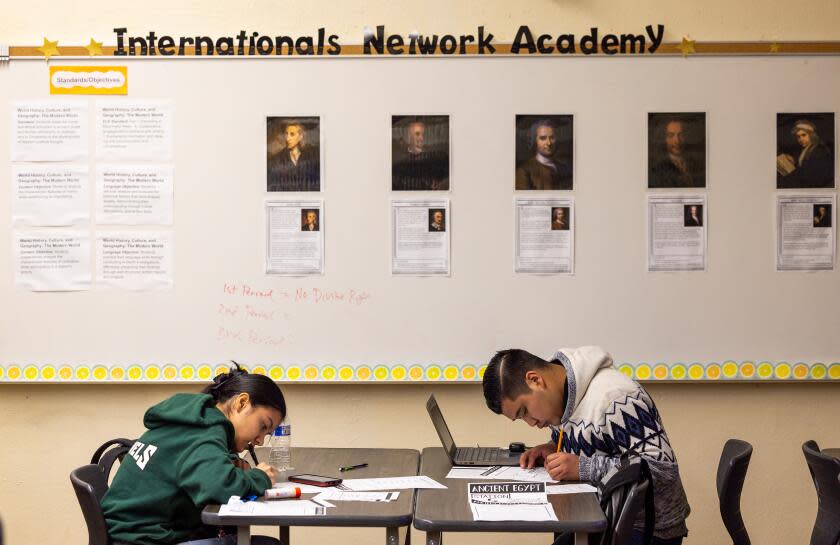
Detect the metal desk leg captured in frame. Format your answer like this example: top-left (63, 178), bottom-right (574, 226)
top-left (278, 525), bottom-right (290, 545)
top-left (426, 531), bottom-right (442, 545)
top-left (386, 526), bottom-right (410, 545)
top-left (574, 531), bottom-right (586, 545)
top-left (237, 526), bottom-right (251, 545)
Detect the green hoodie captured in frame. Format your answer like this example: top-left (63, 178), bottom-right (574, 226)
top-left (101, 393), bottom-right (271, 545)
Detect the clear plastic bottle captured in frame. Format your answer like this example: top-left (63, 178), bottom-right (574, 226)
top-left (267, 418), bottom-right (291, 471)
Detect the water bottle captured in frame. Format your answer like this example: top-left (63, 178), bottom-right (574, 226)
top-left (267, 418), bottom-right (292, 471)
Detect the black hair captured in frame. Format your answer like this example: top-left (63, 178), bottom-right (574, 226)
top-left (202, 361), bottom-right (287, 418)
top-left (482, 349), bottom-right (551, 414)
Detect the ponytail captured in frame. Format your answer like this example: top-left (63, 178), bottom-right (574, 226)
top-left (202, 361), bottom-right (287, 418)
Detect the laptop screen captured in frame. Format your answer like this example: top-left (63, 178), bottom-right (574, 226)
top-left (426, 395), bottom-right (457, 457)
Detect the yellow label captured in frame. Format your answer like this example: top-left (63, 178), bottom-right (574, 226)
top-left (50, 65), bottom-right (128, 95)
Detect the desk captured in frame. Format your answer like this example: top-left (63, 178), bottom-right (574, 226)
top-left (825, 448), bottom-right (840, 459)
top-left (413, 448), bottom-right (606, 545)
top-left (203, 447), bottom-right (419, 545)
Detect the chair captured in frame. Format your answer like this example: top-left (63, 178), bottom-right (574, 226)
top-left (70, 464), bottom-right (112, 545)
top-left (90, 438), bottom-right (134, 480)
top-left (802, 440), bottom-right (840, 545)
top-left (716, 439), bottom-right (753, 545)
top-left (612, 481), bottom-right (650, 545)
top-left (550, 457), bottom-right (651, 545)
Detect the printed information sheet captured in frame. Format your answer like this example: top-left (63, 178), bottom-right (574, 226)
top-left (14, 231), bottom-right (91, 291)
top-left (96, 100), bottom-right (174, 160)
top-left (12, 165), bottom-right (89, 226)
top-left (11, 100), bottom-right (88, 161)
top-left (96, 232), bottom-right (174, 290)
top-left (266, 201), bottom-right (324, 275)
top-left (777, 194), bottom-right (835, 271)
top-left (96, 165), bottom-right (174, 224)
top-left (647, 195), bottom-right (707, 272)
top-left (391, 199), bottom-right (450, 276)
top-left (515, 197), bottom-right (574, 274)
top-left (468, 482), bottom-right (557, 522)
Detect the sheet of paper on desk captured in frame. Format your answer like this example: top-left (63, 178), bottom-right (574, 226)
top-left (445, 466), bottom-right (503, 479)
top-left (468, 482), bottom-right (557, 522)
top-left (313, 490), bottom-right (400, 502)
top-left (546, 483), bottom-right (597, 494)
top-left (220, 497), bottom-right (325, 516)
top-left (446, 466), bottom-right (555, 482)
top-left (338, 475), bottom-right (446, 491)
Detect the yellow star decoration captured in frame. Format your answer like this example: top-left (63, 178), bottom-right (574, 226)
top-left (37, 37), bottom-right (60, 60)
top-left (85, 38), bottom-right (104, 56)
top-left (677, 37), bottom-right (696, 57)
top-left (769, 42), bottom-right (781, 53)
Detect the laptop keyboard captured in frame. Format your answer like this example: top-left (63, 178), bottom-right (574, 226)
top-left (456, 447), bottom-right (500, 462)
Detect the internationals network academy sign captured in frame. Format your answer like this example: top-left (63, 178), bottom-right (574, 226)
top-left (111, 25), bottom-right (666, 56)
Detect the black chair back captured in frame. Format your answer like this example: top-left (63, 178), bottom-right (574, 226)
top-left (595, 457), bottom-right (654, 545)
top-left (70, 464), bottom-right (111, 545)
top-left (716, 438), bottom-right (753, 545)
top-left (802, 440), bottom-right (840, 545)
top-left (613, 480), bottom-right (650, 545)
top-left (90, 438), bottom-right (135, 480)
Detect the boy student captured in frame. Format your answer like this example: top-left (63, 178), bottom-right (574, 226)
top-left (482, 347), bottom-right (690, 545)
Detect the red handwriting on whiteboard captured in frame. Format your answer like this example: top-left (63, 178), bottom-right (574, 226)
top-left (217, 325), bottom-right (286, 347)
top-left (223, 283), bottom-right (371, 307)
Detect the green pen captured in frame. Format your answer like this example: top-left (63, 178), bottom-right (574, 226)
top-left (339, 463), bottom-right (368, 472)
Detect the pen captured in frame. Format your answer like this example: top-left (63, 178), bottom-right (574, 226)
top-left (556, 428), bottom-right (564, 454)
top-left (339, 463), bottom-right (368, 472)
top-left (248, 443), bottom-right (259, 465)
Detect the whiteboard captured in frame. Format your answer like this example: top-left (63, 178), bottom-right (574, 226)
top-left (1, 55), bottom-right (839, 381)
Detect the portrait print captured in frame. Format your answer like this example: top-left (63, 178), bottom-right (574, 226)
top-left (813, 204), bottom-right (832, 228)
top-left (392, 115), bottom-right (450, 191)
top-left (683, 204), bottom-right (703, 227)
top-left (428, 208), bottom-right (446, 232)
top-left (300, 208), bottom-right (320, 231)
top-left (776, 113), bottom-right (835, 189)
top-left (648, 113), bottom-right (706, 188)
top-left (550, 207), bottom-right (570, 230)
top-left (515, 115), bottom-right (573, 190)
top-left (267, 116), bottom-right (321, 192)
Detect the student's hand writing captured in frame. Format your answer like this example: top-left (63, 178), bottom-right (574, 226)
top-left (544, 452), bottom-right (580, 481)
top-left (233, 457), bottom-right (251, 470)
top-left (520, 442), bottom-right (556, 469)
top-left (255, 463), bottom-right (278, 484)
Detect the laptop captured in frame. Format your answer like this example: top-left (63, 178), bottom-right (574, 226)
top-left (426, 394), bottom-right (520, 466)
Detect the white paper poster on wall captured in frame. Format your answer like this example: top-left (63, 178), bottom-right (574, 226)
top-left (391, 199), bottom-right (450, 276)
top-left (95, 165), bottom-right (174, 225)
top-left (776, 194), bottom-right (835, 271)
top-left (514, 197), bottom-right (574, 274)
top-left (10, 100), bottom-right (89, 162)
top-left (647, 195), bottom-right (707, 272)
top-left (96, 232), bottom-right (175, 290)
top-left (95, 99), bottom-right (174, 161)
top-left (14, 231), bottom-right (91, 291)
top-left (265, 200), bottom-right (324, 276)
top-left (12, 164), bottom-right (90, 226)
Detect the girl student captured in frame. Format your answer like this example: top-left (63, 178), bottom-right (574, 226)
top-left (102, 363), bottom-right (285, 545)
